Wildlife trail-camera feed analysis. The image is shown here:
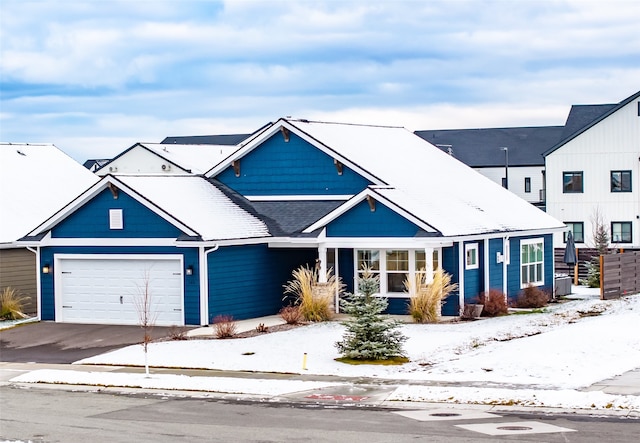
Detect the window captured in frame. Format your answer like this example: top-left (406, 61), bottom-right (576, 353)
top-left (355, 249), bottom-right (441, 296)
top-left (521, 238), bottom-right (544, 287)
top-left (465, 243), bottom-right (478, 270)
top-left (611, 222), bottom-right (632, 243)
top-left (611, 170), bottom-right (632, 192)
top-left (386, 250), bottom-right (409, 292)
top-left (524, 177), bottom-right (531, 193)
top-left (109, 209), bottom-right (123, 230)
top-left (564, 222), bottom-right (584, 243)
top-left (563, 171), bottom-right (583, 193)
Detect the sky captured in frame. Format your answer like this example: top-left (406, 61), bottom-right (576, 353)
top-left (1, 0), bottom-right (639, 162)
top-left (10, 288), bottom-right (640, 410)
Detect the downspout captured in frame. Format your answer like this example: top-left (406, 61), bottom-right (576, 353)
top-left (26, 246), bottom-right (41, 321)
top-left (199, 244), bottom-right (219, 325)
top-left (502, 237), bottom-right (510, 302)
top-left (458, 241), bottom-right (465, 315)
top-left (484, 238), bottom-right (490, 296)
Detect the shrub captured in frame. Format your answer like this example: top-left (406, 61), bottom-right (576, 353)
top-left (0, 287), bottom-right (28, 320)
top-left (478, 289), bottom-right (509, 317)
top-left (168, 325), bottom-right (188, 340)
top-left (279, 305), bottom-right (303, 324)
top-left (212, 315), bottom-right (237, 338)
top-left (514, 285), bottom-right (549, 308)
top-left (335, 266), bottom-right (407, 361)
top-left (405, 269), bottom-right (457, 323)
top-left (283, 265), bottom-right (344, 322)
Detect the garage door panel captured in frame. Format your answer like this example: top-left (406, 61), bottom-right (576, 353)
top-left (58, 257), bottom-right (184, 326)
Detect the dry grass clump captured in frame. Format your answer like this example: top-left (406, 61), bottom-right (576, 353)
top-left (212, 315), bottom-right (238, 338)
top-left (405, 269), bottom-right (457, 323)
top-left (514, 285), bottom-right (550, 308)
top-left (478, 289), bottom-right (509, 317)
top-left (279, 305), bottom-right (303, 324)
top-left (283, 265), bottom-right (344, 322)
top-left (0, 287), bottom-right (28, 320)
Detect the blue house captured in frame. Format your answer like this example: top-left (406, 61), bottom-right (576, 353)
top-left (23, 118), bottom-right (565, 325)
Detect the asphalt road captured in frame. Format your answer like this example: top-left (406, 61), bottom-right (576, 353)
top-left (1, 386), bottom-right (639, 443)
top-left (0, 322), bottom-right (181, 363)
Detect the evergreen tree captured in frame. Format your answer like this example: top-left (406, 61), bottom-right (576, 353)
top-left (335, 267), bottom-right (407, 360)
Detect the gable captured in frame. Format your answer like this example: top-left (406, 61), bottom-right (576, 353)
top-left (97, 145), bottom-right (189, 176)
top-left (326, 199), bottom-right (426, 237)
top-left (51, 188), bottom-right (184, 239)
top-left (213, 131), bottom-right (371, 196)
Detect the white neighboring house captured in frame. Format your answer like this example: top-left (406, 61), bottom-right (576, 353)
top-left (544, 90), bottom-right (640, 249)
top-left (0, 143), bottom-right (98, 314)
top-left (96, 143), bottom-right (243, 176)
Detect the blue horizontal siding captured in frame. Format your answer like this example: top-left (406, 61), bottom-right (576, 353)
top-left (441, 246), bottom-right (460, 316)
top-left (463, 241), bottom-right (484, 304)
top-left (208, 244), bottom-right (316, 321)
top-left (39, 246), bottom-right (200, 325)
top-left (327, 200), bottom-right (421, 237)
top-left (215, 132), bottom-right (371, 196)
top-left (488, 238), bottom-right (504, 291)
top-left (507, 234), bottom-right (554, 304)
top-left (52, 188), bottom-right (183, 239)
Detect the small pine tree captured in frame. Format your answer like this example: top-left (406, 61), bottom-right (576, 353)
top-left (335, 267), bottom-right (407, 360)
top-left (580, 208), bottom-right (610, 288)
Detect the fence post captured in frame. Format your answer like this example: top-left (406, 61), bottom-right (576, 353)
top-left (599, 255), bottom-right (604, 300)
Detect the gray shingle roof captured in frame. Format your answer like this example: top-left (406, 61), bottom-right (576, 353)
top-left (414, 126), bottom-right (564, 167)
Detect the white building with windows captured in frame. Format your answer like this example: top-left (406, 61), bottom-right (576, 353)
top-left (544, 90), bottom-right (640, 249)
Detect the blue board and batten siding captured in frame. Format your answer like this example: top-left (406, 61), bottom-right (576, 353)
top-left (326, 200), bottom-right (423, 237)
top-left (52, 189), bottom-right (182, 238)
top-left (488, 238), bottom-right (504, 290)
top-left (215, 132), bottom-right (371, 196)
top-left (39, 187), bottom-right (200, 324)
top-left (507, 234), bottom-right (555, 303)
top-left (463, 241), bottom-right (484, 304)
top-left (208, 245), bottom-right (317, 321)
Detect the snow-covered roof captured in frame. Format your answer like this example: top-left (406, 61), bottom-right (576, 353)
top-left (117, 176), bottom-right (270, 241)
top-left (0, 143), bottom-right (98, 245)
top-left (286, 120), bottom-right (565, 236)
top-left (26, 174), bottom-right (270, 242)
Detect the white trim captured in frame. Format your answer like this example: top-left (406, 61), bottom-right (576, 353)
top-left (205, 119), bottom-right (384, 186)
top-left (483, 238), bottom-right (490, 296)
top-left (246, 194), bottom-right (353, 202)
top-left (27, 176), bottom-right (199, 238)
top-left (201, 244), bottom-right (219, 325)
top-left (37, 238), bottom-right (184, 247)
top-left (465, 243), bottom-right (479, 270)
top-left (520, 237), bottom-right (545, 288)
top-left (109, 209), bottom-right (124, 230)
top-left (303, 188), bottom-right (439, 234)
top-left (53, 253), bottom-right (185, 325)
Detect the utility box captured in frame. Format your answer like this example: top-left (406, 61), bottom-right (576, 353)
top-left (555, 275), bottom-right (572, 296)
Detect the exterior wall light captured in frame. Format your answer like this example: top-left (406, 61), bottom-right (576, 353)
top-left (186, 265), bottom-right (194, 276)
top-left (42, 264), bottom-right (51, 274)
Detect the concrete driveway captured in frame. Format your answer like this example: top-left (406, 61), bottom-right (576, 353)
top-left (0, 322), bottom-right (182, 364)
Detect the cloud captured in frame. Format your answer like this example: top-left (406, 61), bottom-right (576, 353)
top-left (0, 0), bottom-right (638, 161)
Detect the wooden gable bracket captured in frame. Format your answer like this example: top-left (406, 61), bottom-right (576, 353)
top-left (366, 195), bottom-right (376, 212)
top-left (280, 127), bottom-right (290, 142)
top-left (334, 159), bottom-right (343, 175)
top-left (107, 183), bottom-right (119, 199)
top-left (232, 159), bottom-right (241, 177)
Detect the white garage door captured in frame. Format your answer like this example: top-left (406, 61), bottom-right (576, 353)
top-left (56, 255), bottom-right (184, 326)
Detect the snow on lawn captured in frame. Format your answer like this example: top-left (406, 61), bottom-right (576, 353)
top-left (76, 291), bottom-right (640, 390)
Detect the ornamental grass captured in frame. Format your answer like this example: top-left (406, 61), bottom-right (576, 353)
top-left (283, 265), bottom-right (344, 322)
top-left (405, 269), bottom-right (457, 323)
top-left (0, 287), bottom-right (28, 320)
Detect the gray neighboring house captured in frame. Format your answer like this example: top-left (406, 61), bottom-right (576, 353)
top-left (0, 143), bottom-right (98, 315)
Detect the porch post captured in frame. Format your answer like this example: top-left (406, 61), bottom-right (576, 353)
top-left (424, 247), bottom-right (434, 284)
top-left (318, 245), bottom-right (328, 283)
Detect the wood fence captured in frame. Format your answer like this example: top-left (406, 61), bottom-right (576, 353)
top-left (601, 251), bottom-right (640, 300)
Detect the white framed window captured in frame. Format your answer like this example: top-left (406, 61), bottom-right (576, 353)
top-left (520, 238), bottom-right (544, 287)
top-left (465, 243), bottom-right (478, 270)
top-left (355, 248), bottom-right (441, 296)
top-left (109, 209), bottom-right (123, 230)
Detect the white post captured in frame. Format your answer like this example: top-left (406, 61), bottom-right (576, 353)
top-left (318, 245), bottom-right (327, 283)
top-left (458, 242), bottom-right (465, 314)
top-left (424, 247), bottom-right (434, 284)
top-left (484, 238), bottom-right (490, 296)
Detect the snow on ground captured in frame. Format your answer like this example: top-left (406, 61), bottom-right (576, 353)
top-left (11, 287), bottom-right (640, 411)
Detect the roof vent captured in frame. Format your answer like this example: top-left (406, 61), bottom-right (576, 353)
top-left (161, 164), bottom-right (170, 171)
